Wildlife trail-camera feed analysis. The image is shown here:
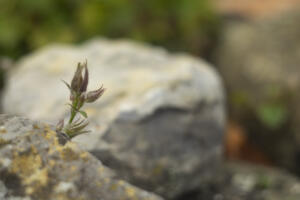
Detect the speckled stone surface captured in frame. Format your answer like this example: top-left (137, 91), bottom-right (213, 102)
top-left (0, 114), bottom-right (163, 200)
top-left (190, 162), bottom-right (300, 200)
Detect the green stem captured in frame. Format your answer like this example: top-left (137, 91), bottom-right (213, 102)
top-left (68, 97), bottom-right (78, 124)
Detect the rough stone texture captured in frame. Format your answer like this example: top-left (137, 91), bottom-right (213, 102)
top-left (216, 10), bottom-right (300, 174)
top-left (187, 161), bottom-right (300, 200)
top-left (3, 39), bottom-right (225, 198)
top-left (0, 114), bottom-right (163, 200)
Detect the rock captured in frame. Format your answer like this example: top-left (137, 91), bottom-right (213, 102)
top-left (185, 161), bottom-right (300, 200)
top-left (216, 10), bottom-right (300, 173)
top-left (3, 39), bottom-right (225, 198)
top-left (0, 114), bottom-right (163, 200)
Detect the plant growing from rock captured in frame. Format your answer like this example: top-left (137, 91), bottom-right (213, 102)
top-left (56, 61), bottom-right (105, 138)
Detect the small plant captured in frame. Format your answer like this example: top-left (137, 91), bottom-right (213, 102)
top-left (56, 61), bottom-right (105, 139)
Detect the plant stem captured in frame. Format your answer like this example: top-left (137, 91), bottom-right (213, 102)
top-left (69, 97), bottom-right (78, 124)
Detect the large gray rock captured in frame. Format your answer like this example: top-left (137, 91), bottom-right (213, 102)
top-left (190, 161), bottom-right (300, 200)
top-left (3, 39), bottom-right (225, 198)
top-left (0, 114), bottom-right (163, 200)
top-left (216, 10), bottom-right (300, 174)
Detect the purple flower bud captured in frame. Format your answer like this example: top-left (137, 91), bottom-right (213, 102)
top-left (71, 63), bottom-right (84, 93)
top-left (80, 92), bottom-right (86, 101)
top-left (80, 61), bottom-right (89, 93)
top-left (78, 92), bottom-right (86, 108)
top-left (85, 85), bottom-right (105, 103)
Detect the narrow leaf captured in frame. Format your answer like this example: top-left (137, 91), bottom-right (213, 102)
top-left (79, 110), bottom-right (88, 118)
top-left (61, 80), bottom-right (71, 90)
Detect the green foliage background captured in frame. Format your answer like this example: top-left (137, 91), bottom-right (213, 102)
top-left (0, 0), bottom-right (219, 58)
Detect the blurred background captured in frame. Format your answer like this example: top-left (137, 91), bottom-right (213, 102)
top-left (0, 0), bottom-right (219, 59)
top-left (2, 0), bottom-right (300, 199)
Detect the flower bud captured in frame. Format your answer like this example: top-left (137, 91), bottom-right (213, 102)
top-left (78, 92), bottom-right (86, 108)
top-left (85, 86), bottom-right (105, 103)
top-left (79, 62), bottom-right (89, 93)
top-left (80, 92), bottom-right (86, 101)
top-left (71, 63), bottom-right (83, 92)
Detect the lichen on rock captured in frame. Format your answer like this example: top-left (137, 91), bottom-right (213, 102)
top-left (0, 114), bottom-right (163, 200)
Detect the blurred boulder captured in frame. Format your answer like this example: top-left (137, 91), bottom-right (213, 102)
top-left (2, 39), bottom-right (225, 199)
top-left (0, 114), bottom-right (163, 200)
top-left (216, 10), bottom-right (300, 173)
top-left (189, 161), bottom-right (300, 200)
